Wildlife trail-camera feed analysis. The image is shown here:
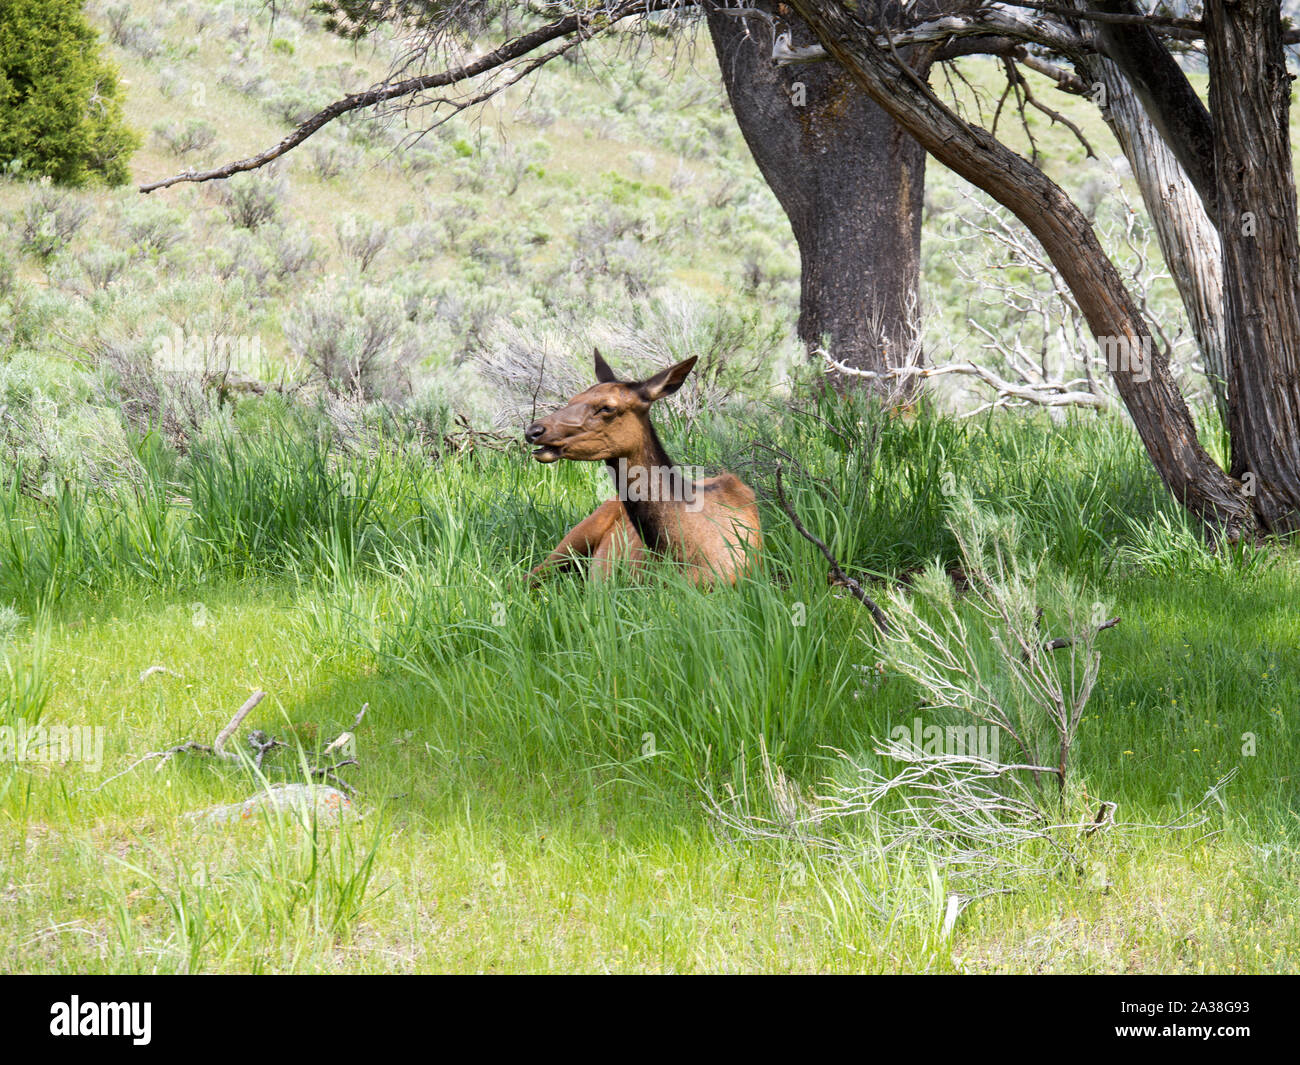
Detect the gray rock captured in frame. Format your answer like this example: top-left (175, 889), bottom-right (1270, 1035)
top-left (188, 783), bottom-right (357, 827)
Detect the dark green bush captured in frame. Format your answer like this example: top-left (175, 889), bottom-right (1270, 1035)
top-left (0, 0), bottom-right (140, 186)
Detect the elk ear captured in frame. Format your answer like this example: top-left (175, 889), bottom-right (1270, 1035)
top-left (593, 347), bottom-right (619, 384)
top-left (638, 356), bottom-right (698, 403)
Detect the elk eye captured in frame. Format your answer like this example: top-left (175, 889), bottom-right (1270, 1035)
top-left (597, 405), bottom-right (616, 417)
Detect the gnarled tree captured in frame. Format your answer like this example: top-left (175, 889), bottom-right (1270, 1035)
top-left (774, 0), bottom-right (1300, 536)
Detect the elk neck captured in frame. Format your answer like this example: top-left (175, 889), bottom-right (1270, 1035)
top-left (604, 419), bottom-right (685, 552)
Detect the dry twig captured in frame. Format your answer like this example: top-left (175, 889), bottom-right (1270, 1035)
top-left (80, 693), bottom-right (371, 795)
top-left (773, 465), bottom-right (891, 633)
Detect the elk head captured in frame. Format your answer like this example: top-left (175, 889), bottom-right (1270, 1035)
top-left (524, 348), bottom-right (696, 464)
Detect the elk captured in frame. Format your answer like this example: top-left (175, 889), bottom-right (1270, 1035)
top-left (524, 349), bottom-right (761, 585)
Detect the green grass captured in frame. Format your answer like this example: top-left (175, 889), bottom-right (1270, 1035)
top-left (1, 0), bottom-right (1298, 973)
top-left (2, 395), bottom-right (1298, 973)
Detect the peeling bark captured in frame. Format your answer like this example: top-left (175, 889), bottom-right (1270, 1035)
top-left (1205, 0), bottom-right (1300, 532)
top-left (1079, 55), bottom-right (1229, 420)
top-left (1090, 0), bottom-right (1220, 225)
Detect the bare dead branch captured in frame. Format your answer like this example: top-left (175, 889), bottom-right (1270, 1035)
top-left (773, 465), bottom-right (891, 633)
top-left (1003, 1), bottom-right (1202, 35)
top-left (79, 694), bottom-right (371, 795)
top-left (1042, 614), bottom-right (1120, 653)
top-left (818, 348), bottom-right (1109, 411)
top-left (311, 760), bottom-right (361, 795)
top-left (214, 690), bottom-right (266, 756)
top-left (748, 6), bottom-right (1095, 60)
top-left (1005, 58), bottom-right (1094, 154)
top-left (1015, 50), bottom-right (1089, 94)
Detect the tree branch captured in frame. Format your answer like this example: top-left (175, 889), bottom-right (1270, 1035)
top-left (773, 465), bottom-right (891, 633)
top-left (1003, 1), bottom-right (1204, 35)
top-left (139, 0), bottom-right (1107, 195)
top-left (1079, 0), bottom-right (1220, 226)
top-left (139, 1), bottom-right (659, 192)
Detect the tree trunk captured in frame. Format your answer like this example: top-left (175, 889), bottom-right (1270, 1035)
top-left (786, 0), bottom-right (1254, 536)
top-left (1089, 0), bottom-right (1219, 225)
top-left (1079, 55), bottom-right (1229, 420)
top-left (706, 5), bottom-right (926, 390)
top-left (1205, 0), bottom-right (1300, 532)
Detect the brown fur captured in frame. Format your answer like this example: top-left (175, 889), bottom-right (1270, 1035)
top-left (525, 350), bottom-right (761, 586)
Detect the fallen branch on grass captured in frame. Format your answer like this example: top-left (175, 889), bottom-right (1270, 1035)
top-left (310, 759), bottom-right (361, 794)
top-left (1029, 607), bottom-right (1121, 659)
top-left (81, 694), bottom-right (370, 795)
top-left (773, 465), bottom-right (891, 634)
top-left (1043, 615), bottom-right (1121, 652)
top-left (214, 690), bottom-right (266, 756)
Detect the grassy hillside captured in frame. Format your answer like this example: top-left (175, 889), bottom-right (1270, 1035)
top-left (1, 2), bottom-right (1297, 973)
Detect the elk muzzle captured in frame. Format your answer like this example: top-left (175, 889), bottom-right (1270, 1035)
top-left (524, 419), bottom-right (565, 463)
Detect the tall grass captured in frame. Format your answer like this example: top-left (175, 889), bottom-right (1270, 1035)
top-left (0, 0), bottom-right (1294, 971)
top-left (2, 390), bottom-right (1296, 971)
top-left (0, 406), bottom-right (439, 610)
top-left (90, 805), bottom-right (385, 974)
